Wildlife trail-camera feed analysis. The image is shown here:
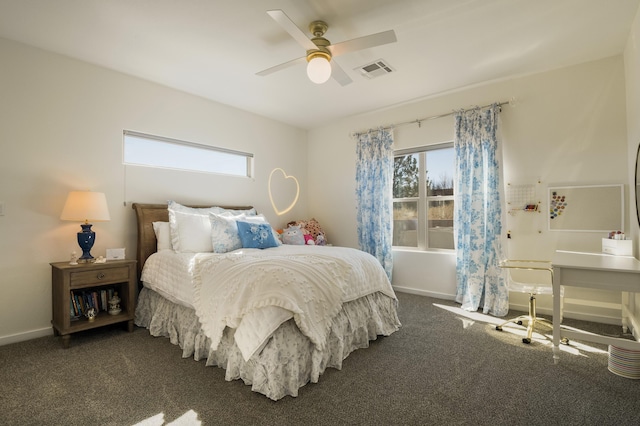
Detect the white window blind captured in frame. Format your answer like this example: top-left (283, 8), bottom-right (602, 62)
top-left (123, 131), bottom-right (253, 178)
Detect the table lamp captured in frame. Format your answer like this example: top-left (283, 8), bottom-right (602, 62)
top-left (60, 191), bottom-right (111, 263)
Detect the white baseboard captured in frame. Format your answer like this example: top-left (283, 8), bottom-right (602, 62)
top-left (392, 286), bottom-right (456, 301)
top-left (0, 327), bottom-right (52, 347)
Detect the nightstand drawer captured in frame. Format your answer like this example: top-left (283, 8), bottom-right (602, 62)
top-left (70, 266), bottom-right (130, 286)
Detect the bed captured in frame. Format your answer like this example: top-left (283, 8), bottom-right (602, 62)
top-left (132, 202), bottom-right (401, 400)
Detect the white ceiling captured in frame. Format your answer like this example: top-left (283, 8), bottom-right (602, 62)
top-left (0, 0), bottom-right (638, 130)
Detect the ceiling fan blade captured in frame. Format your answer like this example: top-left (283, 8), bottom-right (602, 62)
top-left (328, 30), bottom-right (397, 57)
top-left (267, 9), bottom-right (317, 51)
top-left (331, 61), bottom-right (353, 86)
top-left (256, 56), bottom-right (307, 76)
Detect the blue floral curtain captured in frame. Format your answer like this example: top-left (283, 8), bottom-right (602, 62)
top-left (355, 128), bottom-right (394, 280)
top-left (454, 105), bottom-right (508, 316)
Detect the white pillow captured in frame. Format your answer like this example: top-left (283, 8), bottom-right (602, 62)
top-left (152, 221), bottom-right (172, 251)
top-left (168, 201), bottom-right (226, 253)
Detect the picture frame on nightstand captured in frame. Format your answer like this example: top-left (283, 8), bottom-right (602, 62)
top-left (106, 248), bottom-right (126, 260)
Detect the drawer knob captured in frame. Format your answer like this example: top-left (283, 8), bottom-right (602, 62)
top-left (97, 273), bottom-right (105, 280)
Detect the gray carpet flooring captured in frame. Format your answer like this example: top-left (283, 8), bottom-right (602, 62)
top-left (1, 292), bottom-right (640, 426)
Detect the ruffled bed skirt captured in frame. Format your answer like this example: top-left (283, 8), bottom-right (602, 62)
top-left (135, 287), bottom-right (401, 400)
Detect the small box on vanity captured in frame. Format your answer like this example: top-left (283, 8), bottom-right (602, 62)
top-left (602, 238), bottom-right (633, 256)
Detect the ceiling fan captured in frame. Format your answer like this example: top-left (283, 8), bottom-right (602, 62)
top-left (256, 9), bottom-right (397, 85)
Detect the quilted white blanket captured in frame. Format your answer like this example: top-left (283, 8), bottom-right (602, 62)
top-left (192, 245), bottom-right (396, 361)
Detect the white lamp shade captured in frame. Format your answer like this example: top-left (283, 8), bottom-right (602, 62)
top-left (60, 191), bottom-right (111, 222)
top-left (306, 56), bottom-right (332, 84)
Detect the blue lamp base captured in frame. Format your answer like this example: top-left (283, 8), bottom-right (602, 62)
top-left (77, 223), bottom-right (96, 262)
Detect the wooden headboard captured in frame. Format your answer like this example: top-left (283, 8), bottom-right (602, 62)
top-left (131, 203), bottom-right (254, 283)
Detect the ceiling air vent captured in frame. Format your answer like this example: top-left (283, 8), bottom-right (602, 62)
top-left (356, 59), bottom-right (394, 79)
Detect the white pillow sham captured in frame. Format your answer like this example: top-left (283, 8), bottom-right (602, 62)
top-left (152, 221), bottom-right (172, 251)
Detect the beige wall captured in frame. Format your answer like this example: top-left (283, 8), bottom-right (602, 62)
top-left (308, 56), bottom-right (629, 322)
top-left (0, 38), bottom-right (308, 344)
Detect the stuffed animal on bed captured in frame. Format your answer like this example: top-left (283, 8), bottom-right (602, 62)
top-left (285, 218), bottom-right (327, 245)
top-left (281, 225), bottom-right (306, 245)
top-left (302, 218), bottom-right (323, 241)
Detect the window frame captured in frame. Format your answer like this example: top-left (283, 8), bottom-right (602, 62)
top-left (123, 130), bottom-right (254, 178)
top-left (393, 141), bottom-right (454, 251)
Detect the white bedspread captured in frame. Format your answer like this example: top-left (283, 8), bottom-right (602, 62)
top-left (141, 250), bottom-right (211, 308)
top-left (192, 245), bottom-right (396, 361)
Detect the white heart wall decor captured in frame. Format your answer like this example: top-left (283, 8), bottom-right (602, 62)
top-left (268, 168), bottom-right (300, 216)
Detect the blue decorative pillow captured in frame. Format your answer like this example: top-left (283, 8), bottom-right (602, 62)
top-left (237, 221), bottom-right (279, 249)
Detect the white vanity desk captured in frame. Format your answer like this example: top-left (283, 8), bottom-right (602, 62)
top-left (552, 250), bottom-right (640, 363)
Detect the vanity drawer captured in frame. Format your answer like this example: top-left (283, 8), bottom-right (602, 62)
top-left (70, 266), bottom-right (130, 287)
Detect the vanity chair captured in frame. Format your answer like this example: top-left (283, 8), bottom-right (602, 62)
top-left (496, 259), bottom-right (563, 344)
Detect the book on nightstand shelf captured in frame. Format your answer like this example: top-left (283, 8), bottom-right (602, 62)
top-left (69, 287), bottom-right (119, 318)
top-left (70, 298), bottom-right (79, 321)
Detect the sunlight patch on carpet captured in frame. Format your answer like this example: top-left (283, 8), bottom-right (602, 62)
top-left (133, 409), bottom-right (202, 426)
top-left (433, 303), bottom-right (608, 357)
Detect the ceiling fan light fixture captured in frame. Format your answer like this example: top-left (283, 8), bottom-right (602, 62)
top-left (306, 51), bottom-right (331, 84)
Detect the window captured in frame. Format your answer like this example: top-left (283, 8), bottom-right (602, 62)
top-left (123, 131), bottom-right (253, 178)
top-left (393, 143), bottom-right (454, 250)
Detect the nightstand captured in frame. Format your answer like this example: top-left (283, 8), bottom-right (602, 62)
top-left (50, 259), bottom-right (137, 348)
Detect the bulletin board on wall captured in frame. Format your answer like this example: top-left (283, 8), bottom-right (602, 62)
top-left (548, 184), bottom-right (624, 232)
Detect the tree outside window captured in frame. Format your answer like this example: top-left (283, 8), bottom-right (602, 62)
top-left (392, 144), bottom-right (454, 250)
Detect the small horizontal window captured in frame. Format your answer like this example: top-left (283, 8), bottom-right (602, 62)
top-left (123, 131), bottom-right (253, 178)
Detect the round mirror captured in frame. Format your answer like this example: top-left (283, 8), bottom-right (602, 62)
top-left (635, 143), bottom-right (640, 226)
